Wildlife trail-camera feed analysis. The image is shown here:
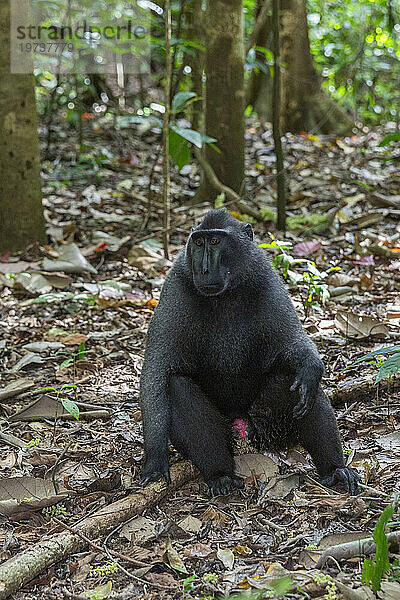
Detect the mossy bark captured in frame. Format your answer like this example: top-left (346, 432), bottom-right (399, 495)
top-left (0, 1), bottom-right (45, 252)
top-left (197, 0), bottom-right (245, 202)
top-left (248, 0), bottom-right (354, 135)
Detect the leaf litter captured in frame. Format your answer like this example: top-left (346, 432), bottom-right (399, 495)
top-left (0, 119), bottom-right (399, 599)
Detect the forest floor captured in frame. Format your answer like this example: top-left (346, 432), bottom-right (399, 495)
top-left (0, 115), bottom-right (400, 600)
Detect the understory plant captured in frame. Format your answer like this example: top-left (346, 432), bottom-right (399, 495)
top-left (362, 503), bottom-right (398, 592)
top-left (349, 345), bottom-right (400, 383)
top-left (259, 235), bottom-right (338, 316)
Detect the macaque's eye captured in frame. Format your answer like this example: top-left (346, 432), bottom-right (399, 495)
top-left (210, 237), bottom-right (220, 245)
top-left (195, 238), bottom-right (204, 246)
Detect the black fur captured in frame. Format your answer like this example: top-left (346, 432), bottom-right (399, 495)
top-left (139, 210), bottom-right (361, 496)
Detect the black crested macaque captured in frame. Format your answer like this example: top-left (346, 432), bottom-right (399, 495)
top-left (139, 210), bottom-right (361, 496)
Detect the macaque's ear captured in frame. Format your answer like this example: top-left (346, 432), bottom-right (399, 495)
top-left (243, 223), bottom-right (253, 240)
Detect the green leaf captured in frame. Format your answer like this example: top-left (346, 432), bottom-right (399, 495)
top-left (61, 397), bottom-right (80, 421)
top-left (352, 345), bottom-right (400, 365)
top-left (169, 123), bottom-right (216, 148)
top-left (215, 192), bottom-right (225, 208)
top-left (78, 341), bottom-right (86, 361)
top-left (59, 358), bottom-right (73, 370)
top-left (376, 354), bottom-right (400, 383)
top-left (168, 129), bottom-right (191, 170)
top-left (362, 504), bottom-right (395, 592)
top-left (378, 132), bottom-right (400, 147)
top-left (171, 91), bottom-right (197, 114)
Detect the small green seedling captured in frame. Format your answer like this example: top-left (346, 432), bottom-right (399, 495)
top-left (26, 438), bottom-right (41, 448)
top-left (58, 341), bottom-right (94, 371)
top-left (40, 384), bottom-right (79, 421)
top-left (182, 575), bottom-right (196, 599)
top-left (313, 572), bottom-right (338, 600)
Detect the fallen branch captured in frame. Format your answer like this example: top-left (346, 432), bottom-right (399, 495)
top-left (0, 461), bottom-right (196, 600)
top-left (192, 148), bottom-right (261, 221)
top-left (325, 375), bottom-right (400, 406)
top-left (316, 530), bottom-right (400, 569)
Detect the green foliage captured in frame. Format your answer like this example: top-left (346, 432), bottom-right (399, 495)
top-left (378, 132), bottom-right (400, 146)
top-left (202, 572), bottom-right (218, 585)
top-left (89, 561), bottom-right (118, 578)
top-left (259, 208), bottom-right (329, 233)
top-left (214, 192), bottom-right (226, 209)
top-left (362, 504), bottom-right (395, 592)
top-left (26, 439), bottom-right (41, 448)
top-left (42, 503), bottom-right (67, 517)
top-left (40, 384), bottom-right (79, 421)
top-left (348, 345), bottom-right (400, 383)
top-left (307, 0), bottom-right (400, 123)
top-left (313, 572), bottom-right (338, 600)
top-left (259, 206), bottom-right (277, 223)
top-left (182, 575), bottom-right (196, 599)
top-left (25, 292), bottom-right (96, 306)
top-left (259, 235), bottom-right (337, 316)
top-left (286, 213), bottom-right (329, 233)
top-left (171, 91), bottom-right (197, 114)
top-left (117, 94), bottom-right (216, 170)
top-left (58, 342), bottom-right (94, 372)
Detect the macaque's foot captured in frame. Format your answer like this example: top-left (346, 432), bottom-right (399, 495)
top-left (206, 474), bottom-right (244, 497)
top-left (139, 457), bottom-right (171, 486)
top-left (321, 467), bottom-right (361, 495)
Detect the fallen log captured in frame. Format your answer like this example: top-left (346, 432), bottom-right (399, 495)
top-left (316, 530), bottom-right (400, 569)
top-left (0, 461), bottom-right (196, 600)
top-left (326, 375), bottom-right (399, 406)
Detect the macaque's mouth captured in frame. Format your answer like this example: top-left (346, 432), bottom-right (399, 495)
top-left (196, 284), bottom-right (226, 296)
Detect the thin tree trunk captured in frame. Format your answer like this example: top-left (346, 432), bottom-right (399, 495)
top-left (196, 0), bottom-right (245, 202)
top-left (246, 0), bottom-right (273, 114)
top-left (185, 0), bottom-right (204, 132)
top-left (0, 1), bottom-right (45, 253)
top-left (272, 0), bottom-right (286, 231)
top-left (162, 0), bottom-right (172, 259)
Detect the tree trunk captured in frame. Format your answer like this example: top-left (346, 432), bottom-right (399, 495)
top-left (247, 0), bottom-right (354, 135)
top-left (185, 0), bottom-right (204, 132)
top-left (279, 0), bottom-right (353, 134)
top-left (0, 1), bottom-right (45, 253)
top-left (247, 0), bottom-right (273, 116)
top-left (196, 0), bottom-right (245, 202)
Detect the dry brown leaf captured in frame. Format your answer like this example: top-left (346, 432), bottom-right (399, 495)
top-left (178, 516), bottom-right (202, 534)
top-left (0, 476), bottom-right (67, 516)
top-left (259, 473), bottom-right (300, 500)
top-left (62, 333), bottom-right (88, 345)
top-left (235, 453), bottom-right (279, 482)
top-left (335, 310), bottom-right (388, 339)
